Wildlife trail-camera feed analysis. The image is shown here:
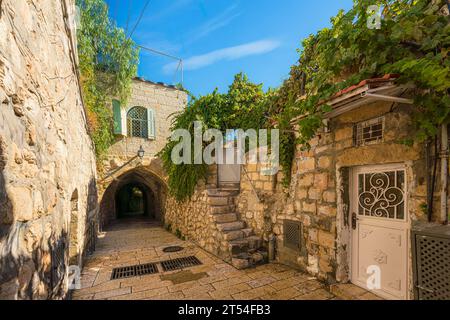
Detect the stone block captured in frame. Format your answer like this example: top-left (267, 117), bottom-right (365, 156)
top-left (318, 156), bottom-right (332, 169)
top-left (298, 158), bottom-right (315, 172)
top-left (318, 230), bottom-right (335, 249)
top-left (335, 127), bottom-right (353, 141)
top-left (323, 191), bottom-right (336, 203)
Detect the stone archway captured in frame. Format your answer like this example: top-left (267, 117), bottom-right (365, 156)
top-left (99, 167), bottom-right (167, 227)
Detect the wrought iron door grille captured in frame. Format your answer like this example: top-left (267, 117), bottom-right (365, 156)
top-left (111, 263), bottom-right (159, 280)
top-left (412, 229), bottom-right (450, 300)
top-left (284, 220), bottom-right (302, 250)
top-left (160, 256), bottom-right (202, 272)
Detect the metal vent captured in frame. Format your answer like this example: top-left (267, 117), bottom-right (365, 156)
top-left (160, 256), bottom-right (202, 272)
top-left (284, 220), bottom-right (302, 250)
top-left (412, 227), bottom-right (450, 300)
top-left (111, 263), bottom-right (158, 280)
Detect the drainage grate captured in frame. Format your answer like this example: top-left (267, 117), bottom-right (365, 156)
top-left (160, 256), bottom-right (202, 272)
top-left (111, 263), bottom-right (158, 280)
top-left (163, 246), bottom-right (184, 253)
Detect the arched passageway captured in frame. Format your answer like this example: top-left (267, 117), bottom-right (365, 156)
top-left (99, 167), bottom-right (167, 227)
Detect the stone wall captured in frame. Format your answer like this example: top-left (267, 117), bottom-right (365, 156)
top-left (163, 167), bottom-right (227, 256)
top-left (105, 78), bottom-right (187, 161)
top-left (235, 101), bottom-right (431, 283)
top-left (0, 0), bottom-right (98, 299)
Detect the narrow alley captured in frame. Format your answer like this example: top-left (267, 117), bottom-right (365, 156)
top-left (73, 218), bottom-right (338, 300)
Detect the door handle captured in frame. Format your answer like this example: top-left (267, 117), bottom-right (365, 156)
top-left (352, 212), bottom-right (359, 230)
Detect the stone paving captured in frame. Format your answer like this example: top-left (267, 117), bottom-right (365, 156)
top-left (72, 218), bottom-right (336, 300)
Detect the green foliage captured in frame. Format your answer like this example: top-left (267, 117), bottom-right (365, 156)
top-left (273, 0), bottom-right (449, 183)
top-left (162, 0), bottom-right (449, 199)
top-left (76, 0), bottom-right (139, 157)
top-left (159, 73), bottom-right (270, 201)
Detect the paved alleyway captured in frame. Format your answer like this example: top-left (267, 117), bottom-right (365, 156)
top-left (72, 218), bottom-right (336, 300)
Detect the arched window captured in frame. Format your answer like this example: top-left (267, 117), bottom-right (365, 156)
top-left (127, 106), bottom-right (148, 138)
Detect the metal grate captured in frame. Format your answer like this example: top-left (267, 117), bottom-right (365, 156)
top-left (51, 238), bottom-right (67, 291)
top-left (412, 228), bottom-right (450, 300)
top-left (354, 116), bottom-right (384, 146)
top-left (160, 256), bottom-right (202, 272)
top-left (127, 106), bottom-right (148, 138)
top-left (111, 263), bottom-right (158, 280)
top-left (162, 246), bottom-right (184, 253)
top-left (284, 220), bottom-right (302, 250)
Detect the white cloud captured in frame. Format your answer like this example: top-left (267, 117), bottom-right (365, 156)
top-left (163, 39), bottom-right (281, 73)
top-left (189, 4), bottom-right (242, 43)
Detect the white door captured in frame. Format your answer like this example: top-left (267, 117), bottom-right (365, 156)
top-left (351, 164), bottom-right (409, 300)
top-left (218, 147), bottom-right (241, 184)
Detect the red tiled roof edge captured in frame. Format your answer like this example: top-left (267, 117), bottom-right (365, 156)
top-left (331, 74), bottom-right (400, 100)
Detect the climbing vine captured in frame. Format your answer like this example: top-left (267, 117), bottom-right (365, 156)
top-left (159, 73), bottom-right (270, 201)
top-left (163, 0), bottom-right (449, 201)
top-left (272, 0), bottom-right (450, 184)
top-left (76, 0), bottom-right (139, 157)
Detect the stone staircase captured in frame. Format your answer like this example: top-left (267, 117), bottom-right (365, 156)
top-left (207, 183), bottom-right (268, 269)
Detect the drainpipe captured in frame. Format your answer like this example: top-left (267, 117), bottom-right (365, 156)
top-left (441, 124), bottom-right (449, 225)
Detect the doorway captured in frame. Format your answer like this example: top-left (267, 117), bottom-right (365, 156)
top-left (218, 147), bottom-right (241, 185)
top-left (350, 164), bottom-right (409, 300)
top-left (116, 183), bottom-right (154, 219)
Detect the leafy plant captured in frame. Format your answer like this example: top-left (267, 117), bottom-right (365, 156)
top-left (76, 0), bottom-right (139, 157)
top-left (159, 74), bottom-right (270, 201)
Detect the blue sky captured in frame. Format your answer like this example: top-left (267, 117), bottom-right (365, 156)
top-left (106, 0), bottom-right (353, 96)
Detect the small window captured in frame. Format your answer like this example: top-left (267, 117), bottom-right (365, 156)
top-left (127, 106), bottom-right (148, 138)
top-left (354, 116), bottom-right (384, 146)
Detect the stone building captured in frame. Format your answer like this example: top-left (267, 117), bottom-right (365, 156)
top-left (98, 78), bottom-right (187, 227)
top-left (0, 0), bottom-right (98, 299)
top-left (164, 75), bottom-right (450, 300)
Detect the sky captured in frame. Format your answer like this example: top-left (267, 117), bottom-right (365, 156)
top-left (105, 0), bottom-right (354, 96)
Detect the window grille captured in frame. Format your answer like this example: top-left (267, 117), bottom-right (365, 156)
top-left (127, 106), bottom-right (148, 138)
top-left (354, 116), bottom-right (384, 146)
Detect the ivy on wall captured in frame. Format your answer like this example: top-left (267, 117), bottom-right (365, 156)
top-left (159, 73), bottom-right (271, 201)
top-left (161, 0), bottom-right (449, 202)
top-left (76, 0), bottom-right (139, 158)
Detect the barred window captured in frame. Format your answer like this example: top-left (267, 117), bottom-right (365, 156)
top-left (354, 116), bottom-right (384, 146)
top-left (127, 106), bottom-right (148, 138)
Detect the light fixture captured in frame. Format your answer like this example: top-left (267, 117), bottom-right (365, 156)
top-left (137, 145), bottom-right (145, 159)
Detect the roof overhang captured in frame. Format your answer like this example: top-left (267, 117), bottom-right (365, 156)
top-left (290, 76), bottom-right (414, 124)
top-left (323, 83), bottom-right (413, 119)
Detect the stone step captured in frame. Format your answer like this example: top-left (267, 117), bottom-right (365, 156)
top-left (224, 228), bottom-right (254, 241)
top-left (229, 239), bottom-right (250, 255)
top-left (217, 221), bottom-right (245, 232)
top-left (208, 196), bottom-right (234, 206)
top-left (210, 204), bottom-right (236, 214)
top-left (245, 236), bottom-right (264, 250)
top-left (207, 189), bottom-right (240, 197)
top-left (218, 183), bottom-right (240, 191)
top-left (213, 213), bottom-right (238, 224)
top-left (231, 250), bottom-right (269, 270)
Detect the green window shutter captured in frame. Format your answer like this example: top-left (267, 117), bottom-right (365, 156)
top-left (147, 108), bottom-right (156, 139)
top-left (112, 100), bottom-right (123, 135)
